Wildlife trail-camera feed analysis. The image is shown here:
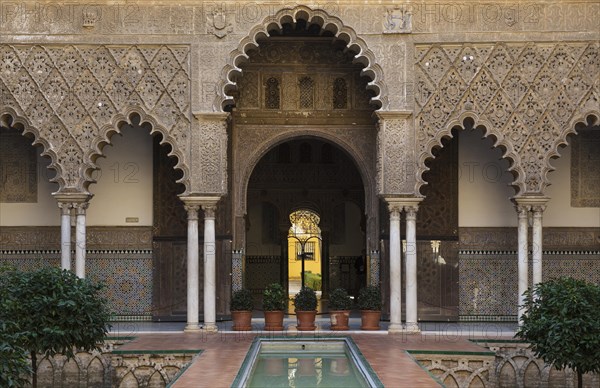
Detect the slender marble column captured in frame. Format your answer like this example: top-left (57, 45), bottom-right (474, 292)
top-left (203, 204), bottom-right (218, 332)
top-left (74, 203), bottom-right (88, 278)
top-left (184, 204), bottom-right (201, 332)
top-left (532, 205), bottom-right (545, 287)
top-left (517, 204), bottom-right (529, 324)
top-left (405, 205), bottom-right (419, 331)
top-left (58, 202), bottom-right (72, 271)
top-left (388, 205), bottom-right (403, 332)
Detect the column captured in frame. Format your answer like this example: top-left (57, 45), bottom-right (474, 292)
top-left (405, 204), bottom-right (419, 331)
top-left (532, 205), bottom-right (545, 287)
top-left (516, 204), bottom-right (529, 324)
top-left (202, 203), bottom-right (218, 332)
top-left (388, 204), bottom-right (403, 332)
top-left (74, 202), bottom-right (89, 278)
top-left (184, 203), bottom-right (201, 332)
top-left (58, 202), bottom-right (72, 271)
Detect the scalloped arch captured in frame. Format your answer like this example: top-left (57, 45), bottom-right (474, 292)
top-left (85, 106), bottom-right (191, 194)
top-left (543, 111), bottom-right (599, 194)
top-left (238, 130), bottom-right (375, 216)
top-left (0, 107), bottom-right (64, 191)
top-left (215, 5), bottom-right (388, 111)
top-left (416, 113), bottom-right (526, 196)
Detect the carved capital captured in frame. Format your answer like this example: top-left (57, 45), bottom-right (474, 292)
top-left (73, 202), bottom-right (89, 215)
top-left (184, 204), bottom-right (200, 221)
top-left (202, 205), bottom-right (217, 219)
top-left (57, 202), bottom-right (73, 216)
top-left (515, 197), bottom-right (549, 217)
top-left (404, 204), bottom-right (419, 220)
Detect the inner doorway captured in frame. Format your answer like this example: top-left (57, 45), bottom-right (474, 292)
top-left (287, 208), bottom-right (323, 297)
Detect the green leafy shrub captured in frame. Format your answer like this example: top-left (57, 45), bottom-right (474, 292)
top-left (0, 267), bottom-right (112, 388)
top-left (262, 283), bottom-right (287, 311)
top-left (516, 277), bottom-right (600, 388)
top-left (0, 322), bottom-right (32, 388)
top-left (328, 288), bottom-right (353, 311)
top-left (294, 287), bottom-right (317, 311)
top-left (231, 289), bottom-right (254, 311)
top-left (302, 271), bottom-right (322, 291)
top-left (357, 285), bottom-right (382, 311)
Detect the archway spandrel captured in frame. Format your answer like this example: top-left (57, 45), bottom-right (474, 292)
top-left (416, 42), bottom-right (598, 196)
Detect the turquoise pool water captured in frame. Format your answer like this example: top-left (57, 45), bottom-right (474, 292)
top-left (232, 337), bottom-right (383, 388)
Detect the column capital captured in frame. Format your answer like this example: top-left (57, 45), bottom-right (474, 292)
top-left (73, 201), bottom-right (89, 215)
top-left (384, 197), bottom-right (423, 213)
top-left (184, 204), bottom-right (200, 220)
top-left (57, 202), bottom-right (73, 215)
top-left (514, 196), bottom-right (550, 208)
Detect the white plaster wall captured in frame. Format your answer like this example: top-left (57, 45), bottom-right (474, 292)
top-left (87, 125), bottom-right (153, 226)
top-left (544, 142), bottom-right (600, 227)
top-left (0, 150), bottom-right (60, 226)
top-left (458, 128), bottom-right (516, 227)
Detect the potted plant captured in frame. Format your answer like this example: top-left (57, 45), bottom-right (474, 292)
top-left (230, 288), bottom-right (253, 331)
top-left (357, 285), bottom-right (382, 330)
top-left (328, 288), bottom-right (353, 330)
top-left (262, 283), bottom-right (287, 331)
top-left (293, 286), bottom-right (318, 331)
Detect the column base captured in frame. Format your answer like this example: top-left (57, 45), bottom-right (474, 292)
top-left (388, 323), bottom-right (404, 333)
top-left (202, 324), bottom-right (219, 333)
top-left (404, 322), bottom-right (420, 333)
top-left (184, 323), bottom-right (202, 332)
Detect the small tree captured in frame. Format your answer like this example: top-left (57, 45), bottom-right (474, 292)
top-left (0, 267), bottom-right (112, 388)
top-left (516, 277), bottom-right (600, 388)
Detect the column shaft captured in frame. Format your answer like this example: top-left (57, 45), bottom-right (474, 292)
top-left (517, 205), bottom-right (529, 324)
top-left (203, 205), bottom-right (217, 332)
top-left (185, 204), bottom-right (200, 332)
top-left (405, 206), bottom-right (418, 330)
top-left (74, 204), bottom-right (88, 278)
top-left (532, 206), bottom-right (544, 286)
top-left (388, 207), bottom-right (402, 332)
top-left (59, 203), bottom-right (72, 271)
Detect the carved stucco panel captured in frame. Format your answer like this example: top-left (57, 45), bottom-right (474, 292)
top-left (415, 42), bottom-right (599, 196)
top-left (0, 44), bottom-right (192, 194)
top-left (376, 114), bottom-right (415, 195)
top-left (193, 113), bottom-right (228, 195)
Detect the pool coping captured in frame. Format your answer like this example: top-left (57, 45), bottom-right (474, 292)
top-left (231, 335), bottom-right (384, 388)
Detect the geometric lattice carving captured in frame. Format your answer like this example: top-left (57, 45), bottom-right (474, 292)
top-left (0, 44), bottom-right (191, 193)
top-left (265, 76), bottom-right (280, 109)
top-left (299, 76), bottom-right (314, 109)
top-left (333, 77), bottom-right (348, 109)
top-left (416, 42), bottom-right (600, 196)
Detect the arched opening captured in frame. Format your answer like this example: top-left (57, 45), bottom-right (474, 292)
top-left (86, 113), bottom-right (188, 321)
top-left (245, 138), bottom-right (366, 308)
top-left (415, 118), bottom-right (517, 320)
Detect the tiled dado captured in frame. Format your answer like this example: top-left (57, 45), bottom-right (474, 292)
top-left (0, 226), bottom-right (154, 318)
top-left (459, 252), bottom-right (600, 318)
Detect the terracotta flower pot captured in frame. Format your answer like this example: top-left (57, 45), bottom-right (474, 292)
top-left (360, 310), bottom-right (381, 330)
top-left (296, 310), bottom-right (317, 331)
top-left (264, 310), bottom-right (285, 331)
top-left (231, 310), bottom-right (252, 331)
top-left (329, 310), bottom-right (350, 331)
